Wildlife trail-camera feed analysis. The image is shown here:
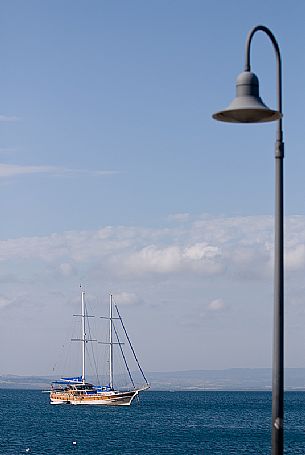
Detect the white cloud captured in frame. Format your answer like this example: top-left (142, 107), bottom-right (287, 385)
top-left (56, 168), bottom-right (121, 177)
top-left (184, 243), bottom-right (220, 261)
top-left (285, 244), bottom-right (305, 271)
top-left (208, 299), bottom-right (226, 312)
top-left (120, 242), bottom-right (223, 276)
top-left (124, 245), bottom-right (182, 274)
top-left (1, 214), bottom-right (305, 374)
top-left (0, 295), bottom-right (12, 308)
top-left (112, 292), bottom-right (141, 306)
top-left (0, 163), bottom-right (120, 179)
top-left (168, 213), bottom-right (190, 222)
top-left (0, 214), bottom-right (304, 284)
top-left (93, 170), bottom-right (121, 176)
top-left (0, 148), bottom-right (17, 154)
top-left (0, 163), bottom-right (57, 177)
top-left (0, 115), bottom-right (19, 123)
top-left (59, 263), bottom-right (76, 277)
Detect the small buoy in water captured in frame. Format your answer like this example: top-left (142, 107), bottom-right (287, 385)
top-left (25, 449), bottom-right (30, 453)
top-left (72, 441), bottom-right (77, 445)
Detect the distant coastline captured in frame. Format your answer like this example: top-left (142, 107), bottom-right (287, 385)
top-left (1, 368), bottom-right (305, 391)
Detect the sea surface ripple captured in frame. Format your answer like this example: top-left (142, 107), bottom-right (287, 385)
top-left (0, 390), bottom-right (304, 454)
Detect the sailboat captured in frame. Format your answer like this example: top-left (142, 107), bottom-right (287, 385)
top-left (50, 291), bottom-right (149, 405)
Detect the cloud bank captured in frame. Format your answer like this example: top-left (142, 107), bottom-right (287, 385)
top-left (1, 214), bottom-right (305, 374)
top-left (0, 214), bottom-right (304, 283)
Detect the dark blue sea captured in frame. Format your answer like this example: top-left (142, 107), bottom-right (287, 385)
top-left (0, 390), bottom-right (304, 454)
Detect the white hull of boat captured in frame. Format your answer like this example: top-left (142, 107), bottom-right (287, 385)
top-left (50, 389), bottom-right (141, 406)
top-left (50, 400), bottom-right (71, 405)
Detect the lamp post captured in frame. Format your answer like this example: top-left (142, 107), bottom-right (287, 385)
top-left (212, 25), bottom-right (284, 455)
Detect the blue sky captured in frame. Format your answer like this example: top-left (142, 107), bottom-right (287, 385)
top-left (0, 0), bottom-right (305, 376)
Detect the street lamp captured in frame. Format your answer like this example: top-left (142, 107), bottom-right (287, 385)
top-left (212, 25), bottom-right (284, 455)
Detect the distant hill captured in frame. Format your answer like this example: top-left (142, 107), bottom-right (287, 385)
top-left (1, 368), bottom-right (305, 391)
top-left (0, 374), bottom-right (52, 389)
top-left (145, 368), bottom-right (305, 391)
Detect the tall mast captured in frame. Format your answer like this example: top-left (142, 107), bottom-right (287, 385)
top-left (109, 294), bottom-right (113, 389)
top-left (72, 288), bottom-right (96, 383)
top-left (81, 290), bottom-right (86, 384)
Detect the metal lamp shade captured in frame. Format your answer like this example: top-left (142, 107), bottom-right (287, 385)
top-left (213, 71), bottom-right (282, 123)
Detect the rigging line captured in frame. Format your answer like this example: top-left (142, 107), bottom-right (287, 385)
top-left (112, 320), bottom-right (136, 389)
top-left (85, 304), bottom-right (100, 386)
top-left (85, 344), bottom-right (94, 379)
top-left (62, 316), bottom-right (77, 377)
top-left (114, 303), bottom-right (149, 386)
top-left (85, 342), bottom-right (100, 386)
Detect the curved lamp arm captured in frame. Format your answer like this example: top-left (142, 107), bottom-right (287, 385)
top-left (244, 25), bottom-right (283, 145)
